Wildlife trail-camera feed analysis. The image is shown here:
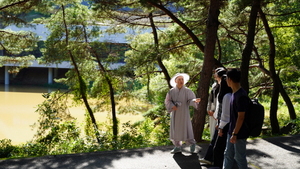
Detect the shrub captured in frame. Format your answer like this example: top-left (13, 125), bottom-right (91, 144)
top-left (10, 142), bottom-right (48, 158)
top-left (0, 139), bottom-right (15, 158)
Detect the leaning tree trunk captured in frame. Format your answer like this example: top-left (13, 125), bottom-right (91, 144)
top-left (258, 7), bottom-right (280, 134)
top-left (83, 23), bottom-right (119, 140)
top-left (61, 5), bottom-right (101, 144)
top-left (277, 76), bottom-right (296, 120)
top-left (90, 50), bottom-right (118, 140)
top-left (255, 54), bottom-right (296, 121)
top-left (249, 42), bottom-right (296, 121)
top-left (149, 12), bottom-right (172, 89)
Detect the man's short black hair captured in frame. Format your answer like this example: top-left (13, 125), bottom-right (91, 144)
top-left (226, 68), bottom-right (241, 83)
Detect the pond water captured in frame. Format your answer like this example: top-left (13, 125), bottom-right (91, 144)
top-left (0, 85), bottom-right (144, 145)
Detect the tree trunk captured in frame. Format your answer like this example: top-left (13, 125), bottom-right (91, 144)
top-left (270, 78), bottom-right (280, 134)
top-left (149, 12), bottom-right (171, 88)
top-left (256, 57), bottom-right (296, 121)
top-left (258, 7), bottom-right (280, 134)
top-left (240, 0), bottom-right (260, 93)
top-left (277, 77), bottom-right (296, 120)
top-left (107, 75), bottom-right (118, 139)
top-left (91, 49), bottom-right (118, 139)
top-left (193, 0), bottom-right (221, 142)
top-left (84, 23), bottom-right (119, 140)
top-left (61, 5), bottom-right (101, 144)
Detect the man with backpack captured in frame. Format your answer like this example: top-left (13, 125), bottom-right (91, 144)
top-left (223, 69), bottom-right (249, 169)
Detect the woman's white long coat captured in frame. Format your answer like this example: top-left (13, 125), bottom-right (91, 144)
top-left (165, 86), bottom-right (198, 142)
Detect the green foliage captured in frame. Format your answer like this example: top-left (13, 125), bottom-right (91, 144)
top-left (37, 121), bottom-right (80, 145)
top-left (84, 111), bottom-right (171, 150)
top-left (0, 139), bottom-right (15, 158)
top-left (227, 0), bottom-right (252, 15)
top-left (255, 96), bottom-right (300, 137)
top-left (3, 100), bottom-right (171, 159)
top-left (33, 91), bottom-right (77, 144)
top-left (117, 116), bottom-right (171, 148)
top-left (10, 142), bottom-right (48, 158)
top-left (0, 0), bottom-right (40, 26)
top-left (118, 120), bottom-right (152, 148)
top-left (276, 113), bottom-right (300, 136)
top-left (288, 118), bottom-right (300, 135)
top-left (140, 104), bottom-right (171, 144)
top-left (202, 123), bottom-right (211, 141)
top-left (0, 28), bottom-right (38, 73)
top-left (31, 90), bottom-right (86, 156)
top-left (131, 74), bottom-right (169, 103)
top-left (0, 0), bottom-right (42, 74)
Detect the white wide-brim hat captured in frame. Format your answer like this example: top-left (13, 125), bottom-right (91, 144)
top-left (170, 73), bottom-right (190, 88)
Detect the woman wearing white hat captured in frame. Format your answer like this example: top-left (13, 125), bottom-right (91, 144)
top-left (165, 73), bottom-right (201, 154)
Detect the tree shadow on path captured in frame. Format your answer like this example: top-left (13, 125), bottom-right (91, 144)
top-left (246, 134), bottom-right (300, 169)
top-left (263, 134), bottom-right (300, 154)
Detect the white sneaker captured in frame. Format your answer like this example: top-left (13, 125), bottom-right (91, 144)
top-left (170, 147), bottom-right (181, 154)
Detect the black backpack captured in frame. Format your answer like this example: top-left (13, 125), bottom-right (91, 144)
top-left (244, 97), bottom-right (265, 137)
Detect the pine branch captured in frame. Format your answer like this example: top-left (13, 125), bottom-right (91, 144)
top-left (0, 0), bottom-right (31, 11)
